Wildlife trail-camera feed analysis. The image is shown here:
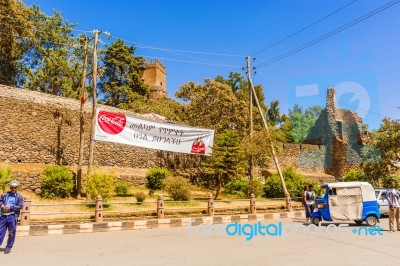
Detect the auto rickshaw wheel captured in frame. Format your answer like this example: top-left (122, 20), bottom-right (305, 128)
top-left (312, 217), bottom-right (320, 225)
top-left (365, 215), bottom-right (377, 226)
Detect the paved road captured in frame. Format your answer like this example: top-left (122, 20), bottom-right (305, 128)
top-left (1, 217), bottom-right (399, 266)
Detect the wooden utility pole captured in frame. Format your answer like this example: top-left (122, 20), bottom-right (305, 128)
top-left (245, 56), bottom-right (292, 211)
top-left (87, 30), bottom-right (99, 176)
top-left (246, 57), bottom-right (254, 180)
top-left (76, 35), bottom-right (89, 198)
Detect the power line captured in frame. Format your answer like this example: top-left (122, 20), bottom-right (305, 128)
top-left (1, 14), bottom-right (242, 69)
top-left (135, 54), bottom-right (242, 68)
top-left (148, 47), bottom-right (237, 67)
top-left (101, 36), bottom-right (241, 67)
top-left (110, 35), bottom-right (246, 58)
top-left (2, 12), bottom-right (246, 63)
top-left (93, 36), bottom-right (243, 68)
top-left (2, 14), bottom-right (246, 61)
top-left (255, 0), bottom-right (400, 69)
top-left (261, 72), bottom-right (399, 120)
top-left (256, 68), bottom-right (400, 111)
top-left (0, 30), bottom-right (242, 68)
top-left (0, 12), bottom-right (247, 67)
top-left (251, 0), bottom-right (358, 56)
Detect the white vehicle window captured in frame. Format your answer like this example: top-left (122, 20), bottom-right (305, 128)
top-left (381, 192), bottom-right (387, 199)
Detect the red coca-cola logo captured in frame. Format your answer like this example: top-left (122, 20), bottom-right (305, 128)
top-left (98, 110), bottom-right (126, 134)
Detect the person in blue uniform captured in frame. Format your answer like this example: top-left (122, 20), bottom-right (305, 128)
top-left (0, 180), bottom-right (24, 254)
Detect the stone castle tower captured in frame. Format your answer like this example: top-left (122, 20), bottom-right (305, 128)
top-left (140, 59), bottom-right (167, 100)
top-left (302, 88), bottom-right (367, 179)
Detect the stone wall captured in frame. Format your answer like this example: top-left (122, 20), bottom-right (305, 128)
top-left (0, 85), bottom-right (342, 192)
top-left (0, 85), bottom-right (162, 168)
top-left (278, 143), bottom-right (326, 174)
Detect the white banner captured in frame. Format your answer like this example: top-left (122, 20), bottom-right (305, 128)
top-left (94, 109), bottom-right (214, 155)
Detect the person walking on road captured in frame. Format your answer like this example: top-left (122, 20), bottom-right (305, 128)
top-left (304, 185), bottom-right (316, 222)
top-left (0, 180), bottom-right (24, 254)
top-left (387, 180), bottom-right (400, 232)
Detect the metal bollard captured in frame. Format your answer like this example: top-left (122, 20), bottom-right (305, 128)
top-left (207, 194), bottom-right (214, 216)
top-left (157, 195), bottom-right (165, 219)
top-left (95, 195), bottom-right (103, 223)
top-left (20, 196), bottom-right (31, 226)
top-left (250, 193), bottom-right (256, 214)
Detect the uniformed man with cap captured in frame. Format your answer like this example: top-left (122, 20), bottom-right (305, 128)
top-left (0, 180), bottom-right (24, 254)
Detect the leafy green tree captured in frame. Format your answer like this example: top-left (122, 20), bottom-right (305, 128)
top-left (241, 129), bottom-right (274, 168)
top-left (370, 119), bottom-right (400, 164)
top-left (119, 96), bottom-right (185, 123)
top-left (266, 100), bottom-right (284, 126)
top-left (23, 7), bottom-right (81, 97)
top-left (175, 79), bottom-right (247, 135)
top-left (360, 119), bottom-right (400, 185)
top-left (214, 72), bottom-right (268, 132)
top-left (215, 72), bottom-right (246, 96)
top-left (0, 0), bottom-right (32, 86)
top-left (287, 104), bottom-right (323, 143)
top-left (213, 73), bottom-right (289, 174)
top-left (201, 130), bottom-right (246, 199)
top-left (99, 39), bottom-right (149, 107)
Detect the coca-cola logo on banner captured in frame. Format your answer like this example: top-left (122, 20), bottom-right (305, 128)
top-left (98, 110), bottom-right (126, 134)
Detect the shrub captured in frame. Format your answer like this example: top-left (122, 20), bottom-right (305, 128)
top-left (0, 166), bottom-right (13, 192)
top-left (264, 166), bottom-right (320, 198)
top-left (40, 165), bottom-right (74, 199)
top-left (135, 191), bottom-right (147, 203)
top-left (86, 171), bottom-right (116, 202)
top-left (263, 174), bottom-right (284, 198)
top-left (224, 177), bottom-right (263, 198)
top-left (243, 178), bottom-right (264, 198)
top-left (224, 177), bottom-right (248, 195)
top-left (163, 176), bottom-right (192, 201)
top-left (343, 169), bottom-right (367, 182)
top-left (115, 183), bottom-right (130, 196)
top-left (146, 167), bottom-right (171, 191)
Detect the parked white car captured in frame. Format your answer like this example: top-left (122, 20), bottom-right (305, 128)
top-left (375, 189), bottom-right (400, 216)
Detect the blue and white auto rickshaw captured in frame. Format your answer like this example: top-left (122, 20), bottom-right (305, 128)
top-left (310, 182), bottom-right (380, 226)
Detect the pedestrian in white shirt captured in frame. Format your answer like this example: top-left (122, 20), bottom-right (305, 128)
top-left (304, 185), bottom-right (316, 222)
top-left (387, 181), bottom-right (400, 232)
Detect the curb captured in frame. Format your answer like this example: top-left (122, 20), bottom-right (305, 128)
top-left (16, 211), bottom-right (305, 237)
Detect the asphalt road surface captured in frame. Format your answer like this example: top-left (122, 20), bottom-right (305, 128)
top-left (0, 217), bottom-right (399, 266)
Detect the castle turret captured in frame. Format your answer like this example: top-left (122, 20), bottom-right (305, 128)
top-left (140, 59), bottom-right (167, 100)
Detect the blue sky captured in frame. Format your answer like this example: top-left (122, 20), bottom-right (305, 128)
top-left (23, 0), bottom-right (400, 129)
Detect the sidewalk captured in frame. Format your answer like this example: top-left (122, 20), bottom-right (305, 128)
top-left (16, 210), bottom-right (305, 236)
